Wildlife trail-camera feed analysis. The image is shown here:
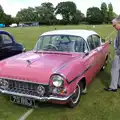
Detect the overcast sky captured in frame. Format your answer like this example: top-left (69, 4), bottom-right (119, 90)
top-left (1, 0), bottom-right (120, 17)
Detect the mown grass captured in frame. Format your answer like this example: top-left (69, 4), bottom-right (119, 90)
top-left (0, 25), bottom-right (119, 120)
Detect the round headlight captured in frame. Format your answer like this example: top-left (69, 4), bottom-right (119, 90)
top-left (0, 79), bottom-right (9, 90)
top-left (52, 75), bottom-right (64, 87)
top-left (36, 85), bottom-right (45, 96)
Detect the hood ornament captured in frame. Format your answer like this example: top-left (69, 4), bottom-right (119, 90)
top-left (26, 60), bottom-right (31, 65)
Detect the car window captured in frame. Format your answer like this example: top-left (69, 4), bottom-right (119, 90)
top-left (2, 34), bottom-right (13, 44)
top-left (75, 37), bottom-right (89, 52)
top-left (92, 35), bottom-right (101, 48)
top-left (87, 35), bottom-right (95, 50)
top-left (34, 35), bottom-right (89, 53)
top-left (0, 35), bottom-right (3, 45)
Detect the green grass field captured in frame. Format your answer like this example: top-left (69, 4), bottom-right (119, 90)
top-left (0, 25), bottom-right (119, 120)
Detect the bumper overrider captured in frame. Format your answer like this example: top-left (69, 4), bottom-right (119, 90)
top-left (0, 89), bottom-right (73, 102)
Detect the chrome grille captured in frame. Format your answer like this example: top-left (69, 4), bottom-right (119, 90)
top-left (0, 79), bottom-right (49, 97)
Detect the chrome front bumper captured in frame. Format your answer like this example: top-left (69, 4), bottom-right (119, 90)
top-left (0, 89), bottom-right (73, 102)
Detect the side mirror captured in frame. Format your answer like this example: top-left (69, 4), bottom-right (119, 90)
top-left (109, 40), bottom-right (112, 44)
top-left (101, 39), bottom-right (105, 43)
top-left (84, 50), bottom-right (89, 56)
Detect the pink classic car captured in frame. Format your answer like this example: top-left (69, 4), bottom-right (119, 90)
top-left (0, 30), bottom-right (110, 108)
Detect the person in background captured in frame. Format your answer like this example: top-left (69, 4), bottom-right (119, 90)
top-left (104, 15), bottom-right (120, 92)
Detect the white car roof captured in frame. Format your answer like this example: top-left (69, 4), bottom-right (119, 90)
top-left (41, 29), bottom-right (98, 40)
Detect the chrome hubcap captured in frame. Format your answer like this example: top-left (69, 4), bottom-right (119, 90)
top-left (71, 85), bottom-right (80, 104)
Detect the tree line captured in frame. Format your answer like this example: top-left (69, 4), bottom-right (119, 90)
top-left (0, 1), bottom-right (118, 26)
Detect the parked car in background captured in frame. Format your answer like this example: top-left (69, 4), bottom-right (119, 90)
top-left (19, 22), bottom-right (39, 27)
top-left (0, 30), bottom-right (110, 108)
top-left (9, 23), bottom-right (17, 28)
top-left (0, 24), bottom-right (5, 28)
top-left (0, 30), bottom-right (26, 60)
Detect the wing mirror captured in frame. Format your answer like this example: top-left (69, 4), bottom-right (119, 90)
top-left (84, 50), bottom-right (89, 56)
top-left (101, 39), bottom-right (105, 43)
top-left (101, 39), bottom-right (112, 44)
top-left (109, 39), bottom-right (112, 44)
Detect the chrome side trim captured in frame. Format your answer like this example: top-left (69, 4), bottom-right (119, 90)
top-left (0, 89), bottom-right (73, 102)
top-left (54, 55), bottom-right (81, 73)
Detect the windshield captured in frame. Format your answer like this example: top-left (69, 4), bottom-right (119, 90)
top-left (34, 35), bottom-right (88, 53)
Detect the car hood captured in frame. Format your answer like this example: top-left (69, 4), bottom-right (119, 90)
top-left (0, 51), bottom-right (83, 84)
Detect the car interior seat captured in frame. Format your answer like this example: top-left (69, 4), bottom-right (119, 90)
top-left (59, 36), bottom-right (75, 52)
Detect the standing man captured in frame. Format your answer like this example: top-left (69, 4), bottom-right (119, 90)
top-left (104, 16), bottom-right (120, 92)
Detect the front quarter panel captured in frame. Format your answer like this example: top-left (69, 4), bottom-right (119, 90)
top-left (51, 57), bottom-right (86, 96)
top-left (58, 58), bottom-right (85, 84)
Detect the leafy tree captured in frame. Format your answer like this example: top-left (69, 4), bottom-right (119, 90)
top-left (3, 14), bottom-right (13, 25)
top-left (101, 2), bottom-right (108, 23)
top-left (55, 1), bottom-right (77, 24)
top-left (86, 7), bottom-right (103, 24)
top-left (0, 5), bottom-right (14, 25)
top-left (16, 7), bottom-right (37, 22)
top-left (35, 2), bottom-right (56, 25)
top-left (107, 3), bottom-right (114, 23)
top-left (13, 17), bottom-right (20, 24)
top-left (0, 5), bottom-right (4, 23)
top-left (72, 10), bottom-right (85, 24)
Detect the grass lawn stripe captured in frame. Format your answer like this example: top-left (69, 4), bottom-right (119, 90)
top-left (19, 108), bottom-right (34, 120)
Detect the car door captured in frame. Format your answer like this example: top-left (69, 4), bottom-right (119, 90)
top-left (76, 36), bottom-right (97, 84)
top-left (85, 35), bottom-right (99, 83)
top-left (0, 35), bottom-right (4, 59)
top-left (0, 33), bottom-right (14, 59)
top-left (92, 34), bottom-right (104, 71)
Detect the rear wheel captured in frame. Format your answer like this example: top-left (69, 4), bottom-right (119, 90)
top-left (67, 82), bottom-right (83, 108)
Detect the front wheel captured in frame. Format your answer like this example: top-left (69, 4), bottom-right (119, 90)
top-left (67, 83), bottom-right (83, 108)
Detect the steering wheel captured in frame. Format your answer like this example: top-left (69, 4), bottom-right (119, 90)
top-left (43, 44), bottom-right (58, 51)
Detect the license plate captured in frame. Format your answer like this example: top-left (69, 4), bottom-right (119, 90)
top-left (10, 95), bottom-right (35, 107)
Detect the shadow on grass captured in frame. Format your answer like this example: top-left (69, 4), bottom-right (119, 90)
top-left (97, 70), bottom-right (111, 87)
top-left (1, 94), bottom-right (67, 109)
top-left (15, 103), bottom-right (66, 109)
top-left (34, 101), bottom-right (68, 109)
